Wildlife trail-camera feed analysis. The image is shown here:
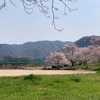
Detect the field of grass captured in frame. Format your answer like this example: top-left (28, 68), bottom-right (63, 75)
top-left (0, 72), bottom-right (100, 100)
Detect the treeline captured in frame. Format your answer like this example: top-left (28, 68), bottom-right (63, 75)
top-left (44, 36), bottom-right (100, 69)
top-left (0, 56), bottom-right (44, 66)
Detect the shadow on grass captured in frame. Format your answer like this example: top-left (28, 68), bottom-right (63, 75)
top-left (69, 76), bottom-right (81, 82)
top-left (24, 74), bottom-right (42, 84)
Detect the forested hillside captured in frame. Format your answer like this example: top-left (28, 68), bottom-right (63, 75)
top-left (0, 35), bottom-right (99, 60)
top-left (75, 35), bottom-right (100, 47)
top-left (0, 41), bottom-right (72, 59)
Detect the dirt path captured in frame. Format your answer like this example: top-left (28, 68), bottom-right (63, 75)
top-left (0, 70), bottom-right (96, 76)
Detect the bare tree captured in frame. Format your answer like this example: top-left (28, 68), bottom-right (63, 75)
top-left (0, 0), bottom-right (77, 31)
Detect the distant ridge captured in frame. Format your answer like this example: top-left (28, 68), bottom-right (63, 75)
top-left (75, 35), bottom-right (100, 47)
top-left (0, 35), bottom-right (99, 59)
top-left (0, 41), bottom-right (72, 59)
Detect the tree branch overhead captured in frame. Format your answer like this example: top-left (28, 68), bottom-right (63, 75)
top-left (0, 0), bottom-right (77, 31)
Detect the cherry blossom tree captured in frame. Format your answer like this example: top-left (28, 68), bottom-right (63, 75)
top-left (91, 36), bottom-right (100, 46)
top-left (77, 46), bottom-right (96, 68)
top-left (62, 44), bottom-right (79, 66)
top-left (45, 45), bottom-right (100, 69)
top-left (44, 51), bottom-right (69, 69)
top-left (91, 46), bottom-right (100, 64)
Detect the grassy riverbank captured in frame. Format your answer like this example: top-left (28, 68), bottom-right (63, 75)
top-left (0, 73), bottom-right (100, 100)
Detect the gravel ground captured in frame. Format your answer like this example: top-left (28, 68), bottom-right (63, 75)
top-left (0, 70), bottom-right (96, 76)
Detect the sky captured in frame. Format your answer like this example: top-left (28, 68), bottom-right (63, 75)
top-left (0, 0), bottom-right (100, 44)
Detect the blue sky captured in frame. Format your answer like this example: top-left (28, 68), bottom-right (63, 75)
top-left (0, 0), bottom-right (100, 44)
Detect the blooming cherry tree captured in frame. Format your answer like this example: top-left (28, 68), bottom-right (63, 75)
top-left (62, 45), bottom-right (79, 66)
top-left (45, 51), bottom-right (69, 69)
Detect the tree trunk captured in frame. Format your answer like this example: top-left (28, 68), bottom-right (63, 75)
top-left (71, 60), bottom-right (75, 66)
top-left (85, 61), bottom-right (88, 69)
top-left (84, 60), bottom-right (88, 69)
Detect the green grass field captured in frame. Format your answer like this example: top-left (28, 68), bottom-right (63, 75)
top-left (0, 72), bottom-right (100, 100)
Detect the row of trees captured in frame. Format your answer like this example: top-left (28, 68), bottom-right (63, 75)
top-left (0, 56), bottom-right (33, 66)
top-left (0, 56), bottom-right (45, 67)
top-left (45, 42), bottom-right (100, 69)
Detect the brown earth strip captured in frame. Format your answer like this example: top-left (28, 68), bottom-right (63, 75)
top-left (0, 70), bottom-right (96, 76)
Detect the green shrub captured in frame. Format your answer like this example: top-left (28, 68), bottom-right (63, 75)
top-left (24, 74), bottom-right (41, 81)
top-left (96, 70), bottom-right (100, 74)
top-left (69, 76), bottom-right (81, 82)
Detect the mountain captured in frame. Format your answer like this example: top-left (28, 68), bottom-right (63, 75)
top-left (0, 35), bottom-right (99, 60)
top-left (74, 35), bottom-right (99, 47)
top-left (0, 41), bottom-right (72, 59)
